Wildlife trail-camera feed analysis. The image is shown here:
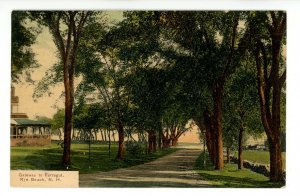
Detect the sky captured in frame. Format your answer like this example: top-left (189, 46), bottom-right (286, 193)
top-left (14, 25), bottom-right (61, 119)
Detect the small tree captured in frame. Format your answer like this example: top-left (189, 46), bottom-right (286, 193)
top-left (223, 58), bottom-right (263, 169)
top-left (51, 109), bottom-right (65, 140)
top-left (73, 103), bottom-right (104, 160)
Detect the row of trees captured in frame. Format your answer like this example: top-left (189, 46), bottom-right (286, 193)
top-left (12, 11), bottom-right (286, 182)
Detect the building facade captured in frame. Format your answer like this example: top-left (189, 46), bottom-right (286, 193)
top-left (10, 87), bottom-right (51, 146)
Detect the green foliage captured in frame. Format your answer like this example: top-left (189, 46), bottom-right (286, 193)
top-left (125, 141), bottom-right (145, 157)
top-left (280, 93), bottom-right (286, 132)
top-left (11, 11), bottom-right (40, 83)
top-left (223, 58), bottom-right (263, 148)
top-left (35, 116), bottom-right (52, 124)
top-left (73, 104), bottom-right (107, 130)
top-left (103, 11), bottom-right (161, 64)
top-left (33, 64), bottom-right (63, 99)
top-left (126, 67), bottom-right (167, 131)
top-left (51, 109), bottom-right (64, 134)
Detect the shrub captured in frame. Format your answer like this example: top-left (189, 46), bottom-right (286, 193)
top-left (125, 141), bottom-right (145, 157)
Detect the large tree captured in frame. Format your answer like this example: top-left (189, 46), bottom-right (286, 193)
top-left (31, 11), bottom-right (93, 166)
top-left (247, 11), bottom-right (286, 182)
top-left (159, 11), bottom-right (244, 169)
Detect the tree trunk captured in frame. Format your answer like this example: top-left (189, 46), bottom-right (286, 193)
top-left (58, 128), bottom-right (62, 140)
top-left (103, 129), bottom-right (107, 142)
top-left (158, 124), bottom-right (162, 149)
top-left (94, 129), bottom-right (97, 141)
top-left (117, 121), bottom-right (125, 159)
top-left (203, 133), bottom-right (207, 167)
top-left (147, 130), bottom-right (155, 153)
top-left (205, 130), bottom-right (213, 163)
top-left (162, 137), bottom-right (170, 149)
top-left (108, 128), bottom-right (111, 158)
top-left (148, 134), bottom-right (153, 154)
top-left (238, 127), bottom-right (244, 169)
top-left (100, 130), bottom-right (104, 141)
top-left (269, 35), bottom-right (284, 182)
top-left (138, 133), bottom-right (141, 142)
top-left (153, 133), bottom-right (157, 152)
top-left (203, 110), bottom-right (216, 164)
top-left (269, 134), bottom-right (284, 182)
top-left (62, 83), bottom-right (73, 166)
top-left (226, 146), bottom-right (230, 164)
top-left (213, 82), bottom-right (224, 170)
top-left (106, 129), bottom-right (110, 141)
top-left (72, 129), bottom-right (75, 140)
top-left (171, 138), bottom-right (178, 146)
top-left (112, 131), bottom-right (116, 142)
top-left (88, 129), bottom-right (92, 160)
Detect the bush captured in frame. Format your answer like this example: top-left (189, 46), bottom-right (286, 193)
top-left (125, 141), bottom-right (145, 157)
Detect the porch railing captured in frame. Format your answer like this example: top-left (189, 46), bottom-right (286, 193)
top-left (10, 134), bottom-right (51, 139)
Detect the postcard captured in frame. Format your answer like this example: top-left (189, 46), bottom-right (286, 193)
top-left (10, 10), bottom-right (286, 188)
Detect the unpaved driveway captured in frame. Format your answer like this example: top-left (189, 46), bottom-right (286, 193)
top-left (80, 148), bottom-right (211, 187)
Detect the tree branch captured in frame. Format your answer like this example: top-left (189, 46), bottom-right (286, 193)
top-left (254, 41), bottom-right (274, 140)
top-left (279, 69), bottom-right (286, 89)
top-left (52, 12), bottom-right (66, 61)
top-left (270, 11), bottom-right (277, 30)
top-left (222, 15), bottom-right (239, 81)
top-left (279, 14), bottom-right (287, 35)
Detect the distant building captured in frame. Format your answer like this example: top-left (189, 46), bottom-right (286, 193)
top-left (10, 86), bottom-right (51, 146)
top-left (11, 86), bottom-right (28, 119)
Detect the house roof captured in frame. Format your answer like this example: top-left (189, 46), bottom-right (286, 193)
top-left (11, 119), bottom-right (17, 125)
top-left (11, 118), bottom-right (51, 126)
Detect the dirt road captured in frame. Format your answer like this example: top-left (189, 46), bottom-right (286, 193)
top-left (80, 147), bottom-right (211, 187)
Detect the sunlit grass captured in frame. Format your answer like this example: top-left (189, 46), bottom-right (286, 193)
top-left (11, 141), bottom-right (177, 174)
top-left (195, 153), bottom-right (285, 188)
top-left (233, 150), bottom-right (286, 168)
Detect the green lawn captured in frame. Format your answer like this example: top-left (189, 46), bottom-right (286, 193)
top-left (11, 141), bottom-right (177, 174)
top-left (195, 153), bottom-right (285, 188)
top-left (233, 150), bottom-right (286, 168)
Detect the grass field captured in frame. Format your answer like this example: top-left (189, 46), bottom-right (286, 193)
top-left (233, 150), bottom-right (286, 168)
top-left (195, 153), bottom-right (285, 188)
top-left (11, 142), bottom-right (177, 174)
